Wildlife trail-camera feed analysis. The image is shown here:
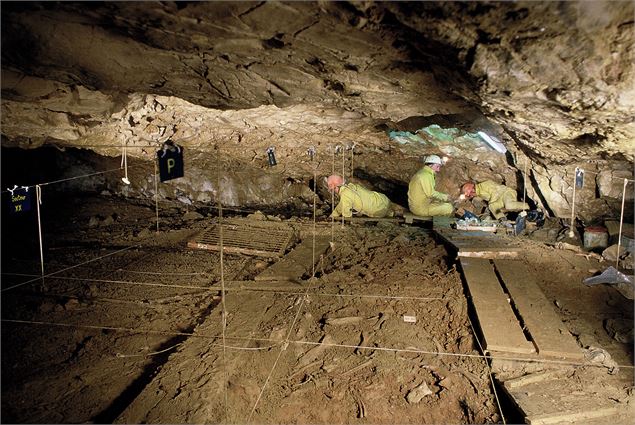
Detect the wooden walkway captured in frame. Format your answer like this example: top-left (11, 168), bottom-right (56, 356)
top-left (434, 221), bottom-right (522, 259)
top-left (460, 257), bottom-right (535, 355)
top-left (430, 219), bottom-right (631, 424)
top-left (459, 257), bottom-right (583, 360)
top-left (434, 220), bottom-right (583, 360)
top-left (403, 212), bottom-right (432, 224)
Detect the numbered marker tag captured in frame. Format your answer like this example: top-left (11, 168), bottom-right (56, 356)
top-left (575, 168), bottom-right (584, 189)
top-left (7, 186), bottom-right (32, 215)
top-left (157, 143), bottom-right (184, 182)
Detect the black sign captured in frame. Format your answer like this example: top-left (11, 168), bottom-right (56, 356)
top-left (7, 186), bottom-right (32, 215)
top-left (575, 168), bottom-right (585, 189)
top-left (157, 143), bottom-right (184, 182)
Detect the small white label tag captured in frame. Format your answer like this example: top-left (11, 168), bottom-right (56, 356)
top-left (403, 315), bottom-right (417, 323)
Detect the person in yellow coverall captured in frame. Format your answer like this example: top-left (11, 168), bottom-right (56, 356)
top-left (407, 155), bottom-right (454, 217)
top-left (461, 180), bottom-right (529, 220)
top-left (327, 174), bottom-right (394, 218)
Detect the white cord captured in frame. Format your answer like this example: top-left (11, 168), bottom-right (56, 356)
top-left (1, 245), bottom-right (138, 292)
top-left (523, 157), bottom-right (527, 205)
top-left (154, 160), bottom-right (159, 232)
top-left (121, 143), bottom-right (130, 184)
top-left (568, 167), bottom-right (578, 238)
top-left (616, 178), bottom-right (628, 270)
top-left (36, 185), bottom-right (44, 277)
top-left (331, 146), bottom-right (335, 242)
top-left (341, 145), bottom-right (345, 228)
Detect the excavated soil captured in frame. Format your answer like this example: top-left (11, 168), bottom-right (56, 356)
top-left (1, 194), bottom-right (633, 424)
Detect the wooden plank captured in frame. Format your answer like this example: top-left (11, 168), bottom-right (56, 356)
top-left (458, 251), bottom-right (519, 259)
top-left (436, 228), bottom-right (521, 260)
top-left (187, 241), bottom-right (283, 257)
top-left (528, 406), bottom-right (624, 425)
top-left (455, 224), bottom-right (498, 232)
top-left (255, 236), bottom-right (331, 281)
top-left (494, 260), bottom-right (584, 360)
top-left (605, 221), bottom-right (634, 239)
top-left (460, 258), bottom-right (535, 354)
top-left (503, 375), bottom-right (630, 425)
top-left (403, 212), bottom-right (432, 224)
top-left (453, 244), bottom-right (521, 252)
top-left (433, 229), bottom-right (454, 246)
top-left (338, 216), bottom-right (402, 223)
top-left (451, 233), bottom-right (500, 239)
top-left (502, 371), bottom-right (561, 389)
top-left (432, 216), bottom-right (455, 229)
top-left (187, 223), bottom-right (293, 257)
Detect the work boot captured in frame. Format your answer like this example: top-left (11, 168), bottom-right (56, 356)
top-left (526, 210), bottom-right (545, 226)
top-left (514, 215), bottom-right (526, 235)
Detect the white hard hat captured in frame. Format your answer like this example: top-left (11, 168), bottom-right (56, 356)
top-left (425, 154), bottom-right (442, 165)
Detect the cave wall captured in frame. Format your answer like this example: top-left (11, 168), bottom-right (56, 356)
top-left (1, 1), bottom-right (634, 222)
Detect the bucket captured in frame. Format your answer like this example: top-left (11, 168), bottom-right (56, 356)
top-left (584, 226), bottom-right (609, 250)
top-left (620, 235), bottom-right (634, 252)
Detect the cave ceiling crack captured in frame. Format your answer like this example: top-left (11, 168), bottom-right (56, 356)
top-left (237, 1), bottom-right (266, 19)
top-left (182, 56), bottom-right (230, 99)
top-left (265, 79), bottom-right (291, 97)
top-left (292, 19), bottom-right (320, 38)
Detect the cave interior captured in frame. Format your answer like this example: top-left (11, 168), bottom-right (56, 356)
top-left (1, 2), bottom-right (634, 424)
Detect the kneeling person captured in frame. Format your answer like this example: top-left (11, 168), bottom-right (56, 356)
top-left (407, 155), bottom-right (453, 217)
top-left (327, 174), bottom-right (394, 218)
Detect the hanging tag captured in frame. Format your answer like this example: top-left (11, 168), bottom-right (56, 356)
top-left (307, 146), bottom-right (316, 161)
top-left (266, 146), bottom-right (277, 166)
top-left (6, 186), bottom-right (32, 215)
top-left (157, 141), bottom-right (184, 182)
top-left (575, 168), bottom-right (584, 189)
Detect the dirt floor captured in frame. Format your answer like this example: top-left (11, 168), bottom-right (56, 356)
top-left (1, 194), bottom-right (633, 424)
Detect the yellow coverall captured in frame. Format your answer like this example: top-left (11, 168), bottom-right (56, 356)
top-left (407, 166), bottom-right (453, 217)
top-left (330, 183), bottom-right (393, 218)
top-left (476, 180), bottom-right (529, 220)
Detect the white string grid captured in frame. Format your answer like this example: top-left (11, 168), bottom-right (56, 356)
top-left (1, 144), bottom-right (633, 423)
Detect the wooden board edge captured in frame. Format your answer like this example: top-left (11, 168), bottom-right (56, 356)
top-left (458, 251), bottom-right (519, 259)
top-left (527, 405), bottom-right (623, 425)
top-left (187, 242), bottom-right (282, 258)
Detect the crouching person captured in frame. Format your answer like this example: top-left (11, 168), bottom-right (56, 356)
top-left (461, 180), bottom-right (529, 220)
top-left (327, 174), bottom-right (394, 218)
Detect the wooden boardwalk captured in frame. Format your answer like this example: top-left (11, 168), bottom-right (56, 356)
top-left (460, 257), bottom-right (535, 354)
top-left (437, 221), bottom-right (583, 361)
top-left (495, 260), bottom-right (583, 360)
top-left (430, 220), bottom-right (629, 424)
top-left (434, 223), bottom-right (522, 259)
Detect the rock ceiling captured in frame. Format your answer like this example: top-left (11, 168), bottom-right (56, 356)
top-left (1, 1), bottom-right (634, 219)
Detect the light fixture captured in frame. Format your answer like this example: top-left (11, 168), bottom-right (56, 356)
top-left (477, 131), bottom-right (507, 154)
